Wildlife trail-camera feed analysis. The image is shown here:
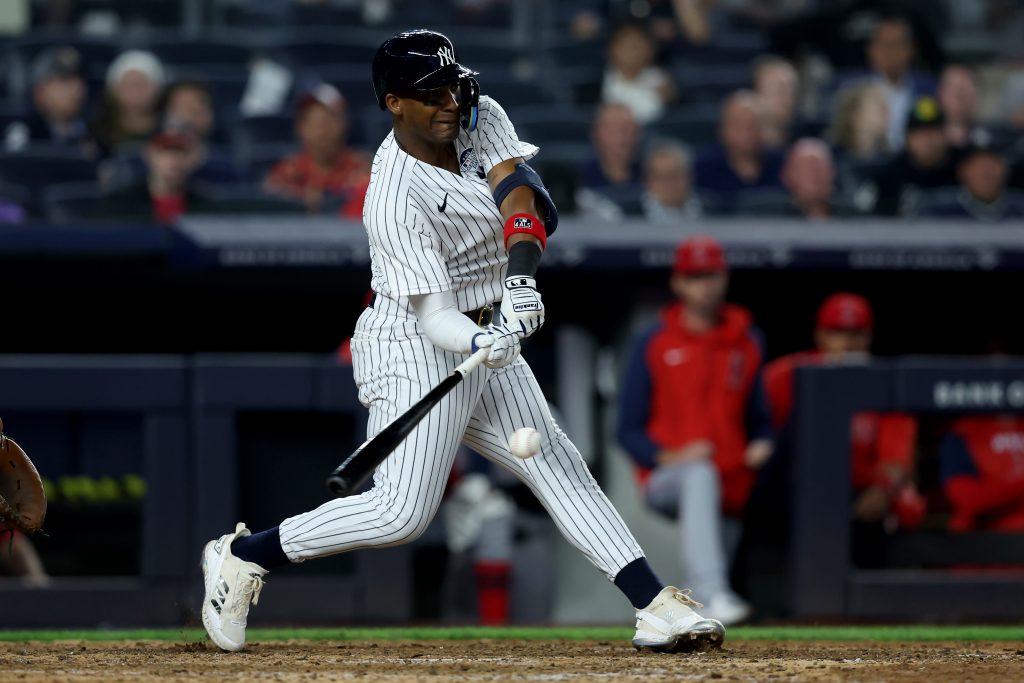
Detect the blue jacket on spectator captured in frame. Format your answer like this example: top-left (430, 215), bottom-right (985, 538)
top-left (694, 144), bottom-right (784, 204)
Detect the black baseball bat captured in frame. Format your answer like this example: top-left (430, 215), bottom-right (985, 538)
top-left (326, 347), bottom-right (489, 497)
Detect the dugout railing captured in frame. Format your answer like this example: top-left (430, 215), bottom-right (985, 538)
top-left (2, 357), bottom-right (1024, 625)
top-left (790, 359), bottom-right (1024, 619)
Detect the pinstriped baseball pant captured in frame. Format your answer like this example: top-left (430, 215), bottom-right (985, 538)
top-left (279, 297), bottom-right (645, 579)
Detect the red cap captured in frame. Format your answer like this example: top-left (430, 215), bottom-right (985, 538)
top-left (296, 83), bottom-right (346, 119)
top-left (673, 235), bottom-right (727, 275)
top-left (816, 293), bottom-right (873, 331)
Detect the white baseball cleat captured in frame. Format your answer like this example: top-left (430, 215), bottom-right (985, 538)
top-left (201, 522), bottom-right (268, 652)
top-left (632, 586), bottom-right (726, 653)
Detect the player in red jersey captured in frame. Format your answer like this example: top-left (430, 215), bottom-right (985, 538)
top-left (763, 293), bottom-right (924, 530)
top-left (940, 415), bottom-right (1024, 532)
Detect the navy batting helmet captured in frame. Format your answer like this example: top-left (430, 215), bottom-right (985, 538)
top-left (372, 29), bottom-right (480, 131)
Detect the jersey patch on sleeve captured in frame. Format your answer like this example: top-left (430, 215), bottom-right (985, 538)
top-left (459, 148), bottom-right (485, 179)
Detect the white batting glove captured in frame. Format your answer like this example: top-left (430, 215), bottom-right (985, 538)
top-left (472, 323), bottom-right (521, 369)
top-left (499, 276), bottom-right (544, 339)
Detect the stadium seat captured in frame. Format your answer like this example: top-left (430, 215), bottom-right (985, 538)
top-left (199, 185), bottom-right (307, 215)
top-left (649, 107), bottom-right (720, 146)
top-left (145, 37), bottom-right (254, 68)
top-left (0, 181), bottom-right (30, 209)
top-left (544, 40), bottom-right (606, 70)
top-left (704, 31), bottom-right (769, 65)
top-left (11, 32), bottom-right (121, 71)
top-left (229, 114), bottom-right (296, 161)
top-left (508, 107), bottom-right (592, 148)
top-left (0, 150), bottom-right (98, 215)
top-left (672, 64), bottom-right (750, 105)
top-left (274, 36), bottom-right (380, 69)
top-left (40, 182), bottom-right (105, 223)
top-left (360, 106), bottom-right (394, 148)
top-left (443, 31), bottom-right (527, 68)
top-left (485, 79), bottom-right (558, 108)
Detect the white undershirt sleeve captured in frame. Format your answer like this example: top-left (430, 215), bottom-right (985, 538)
top-left (408, 290), bottom-right (483, 354)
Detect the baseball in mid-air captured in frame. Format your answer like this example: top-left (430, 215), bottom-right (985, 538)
top-left (508, 428), bottom-right (541, 458)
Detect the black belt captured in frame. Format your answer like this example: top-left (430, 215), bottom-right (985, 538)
top-left (368, 293), bottom-right (495, 326)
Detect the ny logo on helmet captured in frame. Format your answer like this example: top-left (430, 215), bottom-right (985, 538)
top-left (437, 46), bottom-right (455, 66)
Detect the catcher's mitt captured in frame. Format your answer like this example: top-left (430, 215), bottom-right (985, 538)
top-left (0, 417), bottom-right (47, 534)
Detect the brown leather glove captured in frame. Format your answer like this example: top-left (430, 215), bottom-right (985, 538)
top-left (0, 417), bottom-right (47, 534)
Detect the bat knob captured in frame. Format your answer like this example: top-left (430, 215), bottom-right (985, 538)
top-left (326, 471), bottom-right (355, 498)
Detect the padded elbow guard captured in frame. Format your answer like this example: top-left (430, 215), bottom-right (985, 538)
top-left (492, 162), bottom-right (559, 235)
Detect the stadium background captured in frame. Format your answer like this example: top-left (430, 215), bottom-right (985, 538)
top-left (1, 0), bottom-right (1023, 644)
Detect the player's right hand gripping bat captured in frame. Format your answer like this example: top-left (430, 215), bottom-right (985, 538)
top-left (326, 347), bottom-right (490, 497)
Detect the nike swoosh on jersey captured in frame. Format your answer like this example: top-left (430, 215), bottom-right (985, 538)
top-left (438, 193), bottom-right (448, 212)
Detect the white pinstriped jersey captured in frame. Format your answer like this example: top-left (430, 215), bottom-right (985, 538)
top-left (279, 100), bottom-right (647, 582)
top-left (362, 96), bottom-right (538, 313)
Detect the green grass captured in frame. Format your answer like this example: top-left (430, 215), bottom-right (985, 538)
top-left (0, 625), bottom-right (1022, 643)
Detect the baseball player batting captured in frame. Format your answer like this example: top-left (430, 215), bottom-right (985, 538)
top-left (200, 29), bottom-right (725, 654)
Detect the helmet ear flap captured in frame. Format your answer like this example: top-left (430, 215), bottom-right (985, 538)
top-left (459, 76), bottom-right (480, 132)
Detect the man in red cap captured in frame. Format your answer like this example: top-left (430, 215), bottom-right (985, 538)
top-left (763, 293), bottom-right (923, 534)
top-left (93, 127), bottom-right (210, 224)
top-left (617, 235), bottom-right (773, 625)
top-left (264, 84), bottom-right (370, 217)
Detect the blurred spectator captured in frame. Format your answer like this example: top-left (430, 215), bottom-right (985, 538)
top-left (93, 129), bottom-right (211, 224)
top-left (4, 46), bottom-right (96, 156)
top-left (642, 140), bottom-right (702, 223)
top-left (694, 91), bottom-right (784, 207)
top-left (940, 415), bottom-right (1024, 533)
top-left (159, 80), bottom-right (240, 185)
top-left (751, 55), bottom-right (799, 149)
top-left (763, 293), bottom-right (923, 533)
top-left (617, 235), bottom-right (773, 625)
top-left (601, 22), bottom-right (674, 125)
top-left (93, 50), bottom-right (166, 154)
top-left (861, 14), bottom-right (937, 151)
top-left (576, 102), bottom-right (644, 219)
top-left (937, 65), bottom-right (980, 148)
top-left (926, 129), bottom-right (1024, 222)
top-left (770, 2), bottom-right (944, 73)
top-left (829, 82), bottom-right (891, 163)
top-left (666, 0), bottom-right (716, 46)
top-left (161, 79), bottom-right (224, 146)
top-left (776, 138), bottom-right (856, 219)
top-left (264, 84), bottom-right (370, 217)
top-left (869, 95), bottom-right (959, 216)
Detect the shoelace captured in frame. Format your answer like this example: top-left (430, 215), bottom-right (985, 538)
top-left (672, 588), bottom-right (703, 610)
top-left (230, 573), bottom-right (265, 614)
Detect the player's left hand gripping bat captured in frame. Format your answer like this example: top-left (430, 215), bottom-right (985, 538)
top-left (326, 347), bottom-right (490, 497)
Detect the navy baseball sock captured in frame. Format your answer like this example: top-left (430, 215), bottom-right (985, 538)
top-left (614, 558), bottom-right (664, 609)
top-left (230, 526), bottom-right (289, 570)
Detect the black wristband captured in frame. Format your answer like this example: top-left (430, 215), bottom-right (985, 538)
top-left (507, 239), bottom-right (542, 277)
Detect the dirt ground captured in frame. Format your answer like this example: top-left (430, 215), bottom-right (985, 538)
top-left (1, 639), bottom-right (1022, 682)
